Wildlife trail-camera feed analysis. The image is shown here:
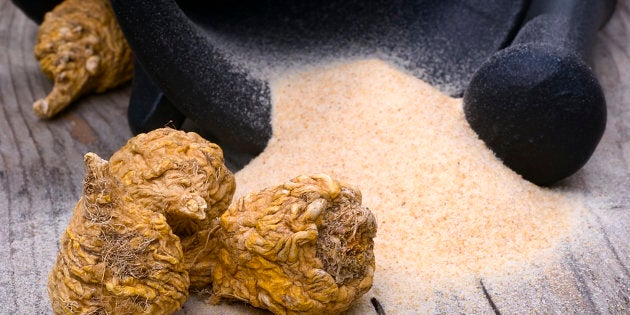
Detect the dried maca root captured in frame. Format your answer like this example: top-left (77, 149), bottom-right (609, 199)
top-left (211, 174), bottom-right (377, 315)
top-left (108, 128), bottom-right (236, 290)
top-left (33, 0), bottom-right (133, 118)
top-left (180, 226), bottom-right (222, 291)
top-left (49, 128), bottom-right (236, 314)
top-left (48, 153), bottom-right (189, 314)
top-left (108, 128), bottom-right (236, 238)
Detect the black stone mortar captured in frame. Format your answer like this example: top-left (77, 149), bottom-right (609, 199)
top-left (13, 0), bottom-right (616, 184)
top-left (108, 0), bottom-right (526, 169)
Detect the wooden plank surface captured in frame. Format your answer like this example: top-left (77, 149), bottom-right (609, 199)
top-left (0, 0), bottom-right (629, 314)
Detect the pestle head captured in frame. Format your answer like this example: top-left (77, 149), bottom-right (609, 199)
top-left (463, 43), bottom-right (606, 185)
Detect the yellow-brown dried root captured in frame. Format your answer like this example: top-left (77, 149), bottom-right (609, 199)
top-left (48, 153), bottom-right (189, 315)
top-left (211, 174), bottom-right (377, 315)
top-left (33, 0), bottom-right (133, 118)
top-left (108, 128), bottom-right (236, 238)
top-left (108, 128), bottom-right (236, 290)
top-left (180, 224), bottom-right (222, 291)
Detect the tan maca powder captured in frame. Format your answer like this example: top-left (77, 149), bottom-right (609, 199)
top-left (200, 59), bottom-right (580, 313)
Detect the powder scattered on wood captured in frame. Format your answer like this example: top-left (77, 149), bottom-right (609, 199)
top-left (229, 59), bottom-right (579, 312)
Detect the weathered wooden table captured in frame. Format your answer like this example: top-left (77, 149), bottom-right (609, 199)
top-left (1, 0), bottom-right (628, 313)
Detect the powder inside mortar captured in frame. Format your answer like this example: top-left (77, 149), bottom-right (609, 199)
top-left (233, 59), bottom-right (577, 311)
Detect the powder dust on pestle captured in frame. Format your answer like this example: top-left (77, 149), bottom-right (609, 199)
top-left (231, 59), bottom-right (580, 312)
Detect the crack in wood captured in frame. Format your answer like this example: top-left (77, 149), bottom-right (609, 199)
top-left (565, 253), bottom-right (599, 312)
top-left (592, 211), bottom-right (630, 279)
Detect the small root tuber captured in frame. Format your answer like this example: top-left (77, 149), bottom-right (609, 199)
top-left (211, 174), bottom-right (377, 315)
top-left (109, 127), bottom-right (236, 291)
top-left (48, 153), bottom-right (189, 314)
top-left (108, 128), bottom-right (236, 238)
top-left (49, 128), bottom-right (236, 314)
top-left (33, 0), bottom-right (133, 118)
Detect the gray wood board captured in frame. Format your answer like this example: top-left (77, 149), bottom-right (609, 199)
top-left (0, 0), bottom-right (628, 314)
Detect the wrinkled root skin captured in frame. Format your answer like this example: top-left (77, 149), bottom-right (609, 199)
top-left (181, 225), bottom-right (222, 291)
top-left (49, 129), bottom-right (236, 314)
top-left (109, 127), bottom-right (236, 291)
top-left (48, 153), bottom-right (189, 315)
top-left (212, 174), bottom-right (377, 315)
top-left (108, 128), bottom-right (236, 238)
top-left (33, 0), bottom-right (133, 118)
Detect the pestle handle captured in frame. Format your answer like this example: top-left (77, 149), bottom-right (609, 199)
top-left (513, 0), bottom-right (616, 61)
top-left (463, 0), bottom-right (616, 185)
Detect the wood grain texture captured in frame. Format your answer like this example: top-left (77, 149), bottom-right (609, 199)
top-left (0, 2), bottom-right (132, 313)
top-left (0, 0), bottom-right (628, 314)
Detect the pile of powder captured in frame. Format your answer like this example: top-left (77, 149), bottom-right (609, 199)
top-left (221, 59), bottom-right (579, 313)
